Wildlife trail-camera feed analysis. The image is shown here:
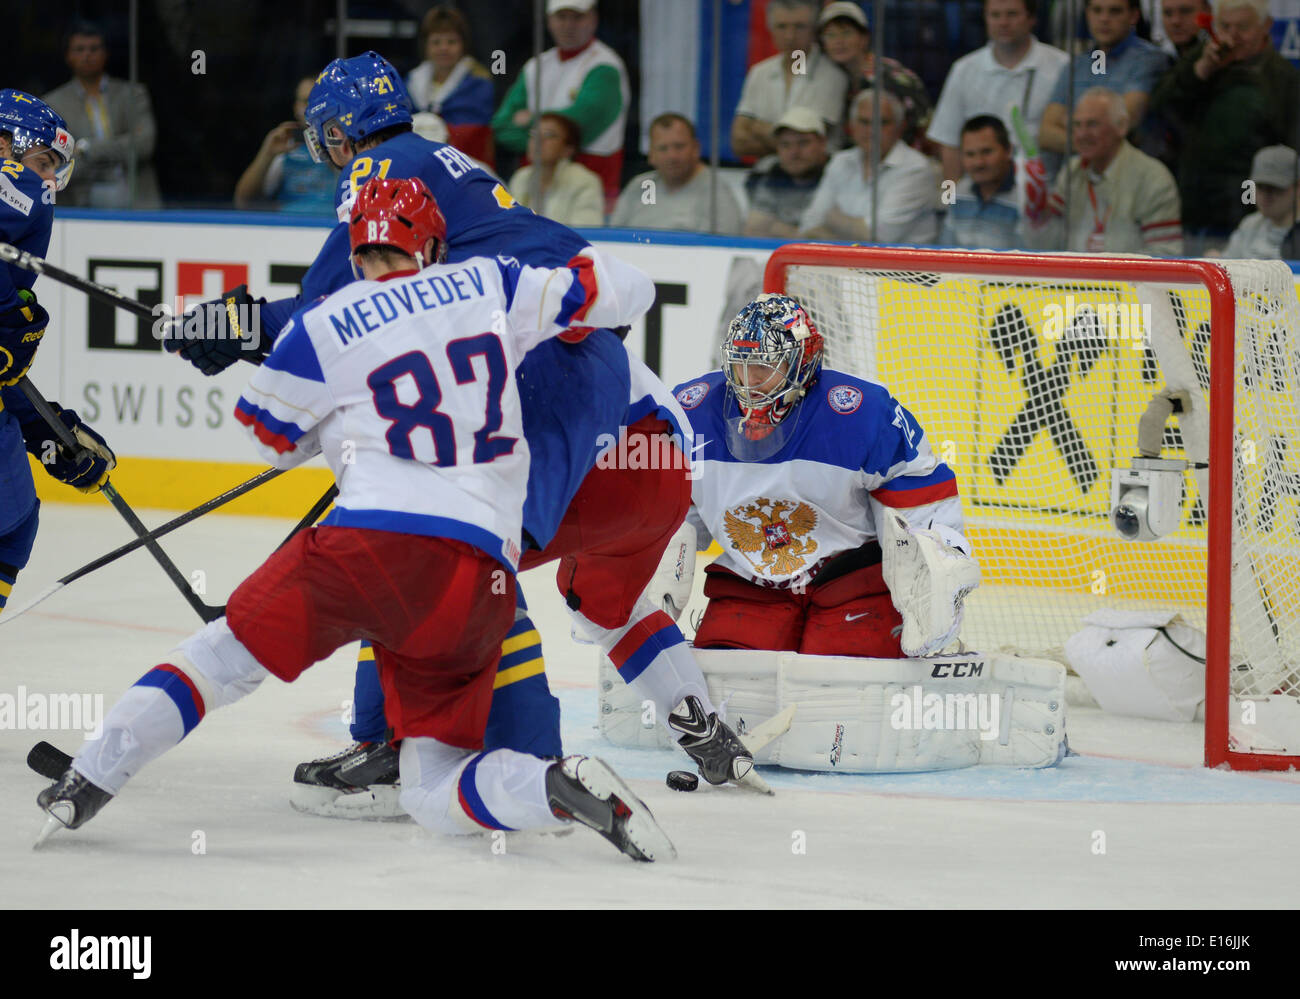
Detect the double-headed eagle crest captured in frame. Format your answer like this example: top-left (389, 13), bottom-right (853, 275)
top-left (724, 498), bottom-right (818, 577)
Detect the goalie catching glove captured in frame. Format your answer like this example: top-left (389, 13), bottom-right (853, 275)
top-left (163, 284), bottom-right (271, 375)
top-left (880, 513), bottom-right (980, 657)
top-left (21, 404), bottom-right (116, 493)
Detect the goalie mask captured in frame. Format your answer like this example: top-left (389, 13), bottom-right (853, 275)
top-left (721, 293), bottom-right (824, 461)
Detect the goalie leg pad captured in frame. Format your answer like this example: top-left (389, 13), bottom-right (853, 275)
top-left (669, 649), bottom-right (1067, 771)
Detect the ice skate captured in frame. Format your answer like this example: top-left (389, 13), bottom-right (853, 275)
top-left (290, 741), bottom-right (404, 820)
top-left (545, 756), bottom-right (675, 862)
top-left (669, 694), bottom-right (771, 792)
top-left (35, 767), bottom-right (113, 847)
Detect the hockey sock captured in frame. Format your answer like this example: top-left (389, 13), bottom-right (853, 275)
top-left (576, 595), bottom-right (715, 726)
top-left (349, 641), bottom-right (387, 743)
top-left (74, 619), bottom-right (269, 794)
top-left (484, 590), bottom-right (562, 756)
top-left (0, 560), bottom-right (16, 616)
top-left (398, 738), bottom-right (563, 835)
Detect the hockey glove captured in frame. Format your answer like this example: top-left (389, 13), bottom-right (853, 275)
top-left (881, 514), bottom-right (981, 657)
top-left (163, 284), bottom-right (271, 375)
top-left (23, 405), bottom-right (117, 493)
top-left (0, 291), bottom-right (49, 387)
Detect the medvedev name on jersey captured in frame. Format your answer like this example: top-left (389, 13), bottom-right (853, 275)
top-left (327, 264), bottom-right (492, 349)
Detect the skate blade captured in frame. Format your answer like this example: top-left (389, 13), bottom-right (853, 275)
top-left (575, 757), bottom-right (677, 862)
top-left (289, 782), bottom-right (406, 821)
top-left (33, 809), bottom-right (70, 849)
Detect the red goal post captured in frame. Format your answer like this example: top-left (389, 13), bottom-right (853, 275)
top-left (764, 244), bottom-right (1299, 771)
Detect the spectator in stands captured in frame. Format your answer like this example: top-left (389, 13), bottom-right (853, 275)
top-left (1027, 87), bottom-right (1182, 253)
top-left (929, 0), bottom-right (1069, 182)
top-left (491, 0), bottom-right (629, 202)
top-left (940, 115), bottom-right (1024, 249)
top-left (43, 21), bottom-right (160, 208)
top-left (611, 113), bottom-right (743, 234)
top-left (1221, 145), bottom-right (1300, 259)
top-left (799, 90), bottom-right (939, 244)
top-left (817, 1), bottom-right (934, 152)
top-left (508, 112), bottom-right (604, 227)
top-left (407, 5), bottom-right (497, 168)
top-left (731, 0), bottom-right (847, 159)
top-left (233, 76), bottom-right (336, 216)
top-left (744, 106), bottom-right (829, 237)
top-left (1158, 0), bottom-right (1212, 57)
top-left (1137, 0), bottom-right (1211, 171)
top-left (1150, 0), bottom-right (1300, 250)
top-left (1036, 0), bottom-right (1170, 163)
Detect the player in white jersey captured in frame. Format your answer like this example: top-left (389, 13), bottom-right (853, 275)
top-left (673, 293), bottom-right (981, 659)
top-left (34, 177), bottom-right (674, 861)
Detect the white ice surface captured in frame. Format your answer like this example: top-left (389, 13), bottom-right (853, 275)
top-left (2, 505), bottom-right (1299, 909)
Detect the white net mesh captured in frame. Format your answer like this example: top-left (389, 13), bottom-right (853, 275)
top-left (778, 251), bottom-right (1300, 761)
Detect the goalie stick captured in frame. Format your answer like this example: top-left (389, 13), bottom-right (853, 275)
top-left (19, 376), bottom-right (225, 623)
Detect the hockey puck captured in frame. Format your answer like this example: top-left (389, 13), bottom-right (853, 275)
top-left (666, 770), bottom-right (699, 792)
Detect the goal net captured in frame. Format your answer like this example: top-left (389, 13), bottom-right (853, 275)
top-left (766, 246), bottom-right (1300, 770)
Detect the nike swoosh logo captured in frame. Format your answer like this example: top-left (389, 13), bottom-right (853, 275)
top-left (844, 611), bottom-right (872, 622)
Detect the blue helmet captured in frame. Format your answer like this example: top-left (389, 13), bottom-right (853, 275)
top-left (0, 90), bottom-right (76, 190)
top-left (303, 52), bottom-right (413, 163)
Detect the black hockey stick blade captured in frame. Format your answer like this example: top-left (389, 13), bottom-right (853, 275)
top-left (28, 741), bottom-right (73, 781)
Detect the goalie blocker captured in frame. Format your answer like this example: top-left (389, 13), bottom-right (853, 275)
top-left (599, 648), bottom-right (1066, 771)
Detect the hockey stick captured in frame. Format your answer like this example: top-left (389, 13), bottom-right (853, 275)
top-left (276, 484), bottom-right (337, 551)
top-left (17, 377), bottom-right (225, 623)
top-left (0, 465), bottom-right (284, 627)
top-left (0, 241), bottom-right (156, 321)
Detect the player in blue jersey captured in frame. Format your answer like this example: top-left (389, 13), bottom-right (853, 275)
top-left (161, 55), bottom-right (754, 810)
top-left (674, 293), bottom-right (982, 660)
top-left (0, 90), bottom-right (115, 617)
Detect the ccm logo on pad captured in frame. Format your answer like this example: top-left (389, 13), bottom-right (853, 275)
top-left (930, 660), bottom-right (985, 678)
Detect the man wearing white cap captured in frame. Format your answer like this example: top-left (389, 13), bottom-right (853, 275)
top-left (744, 107), bottom-right (829, 237)
top-left (731, 0), bottom-right (847, 160)
top-left (1221, 145), bottom-right (1300, 259)
top-left (491, 0), bottom-right (629, 203)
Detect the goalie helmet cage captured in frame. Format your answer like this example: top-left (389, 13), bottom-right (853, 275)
top-left (764, 244), bottom-right (1300, 771)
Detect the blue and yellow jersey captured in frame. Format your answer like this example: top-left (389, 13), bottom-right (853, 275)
top-left (0, 156), bottom-right (54, 314)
